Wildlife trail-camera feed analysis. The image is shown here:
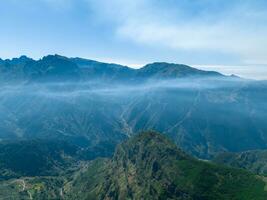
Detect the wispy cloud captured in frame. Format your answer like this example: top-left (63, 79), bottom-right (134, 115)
top-left (86, 0), bottom-right (267, 65)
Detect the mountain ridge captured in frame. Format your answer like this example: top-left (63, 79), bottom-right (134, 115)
top-left (0, 54), bottom-right (267, 160)
top-left (0, 54), bottom-right (224, 82)
top-left (66, 131), bottom-right (267, 200)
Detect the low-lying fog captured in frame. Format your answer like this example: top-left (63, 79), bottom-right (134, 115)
top-left (0, 77), bottom-right (251, 99)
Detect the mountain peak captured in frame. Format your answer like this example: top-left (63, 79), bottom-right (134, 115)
top-left (18, 55), bottom-right (32, 61)
top-left (142, 62), bottom-right (192, 70)
top-left (3, 55), bottom-right (33, 64)
top-left (22, 54), bottom-right (80, 81)
top-left (41, 54), bottom-right (69, 62)
top-left (138, 62), bottom-right (222, 79)
top-left (114, 131), bottom-right (188, 161)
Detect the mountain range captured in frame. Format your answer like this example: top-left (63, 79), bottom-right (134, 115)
top-left (0, 55), bottom-right (267, 159)
top-left (1, 55), bottom-right (267, 199)
top-left (0, 55), bottom-right (222, 83)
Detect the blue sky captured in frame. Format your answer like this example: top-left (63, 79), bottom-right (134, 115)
top-left (0, 0), bottom-right (267, 78)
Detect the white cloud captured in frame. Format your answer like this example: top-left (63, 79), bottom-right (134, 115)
top-left (86, 0), bottom-right (267, 65)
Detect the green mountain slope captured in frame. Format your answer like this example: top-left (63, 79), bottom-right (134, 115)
top-left (214, 150), bottom-right (267, 175)
top-left (66, 131), bottom-right (267, 200)
top-left (0, 176), bottom-right (65, 200)
top-left (0, 140), bottom-right (79, 180)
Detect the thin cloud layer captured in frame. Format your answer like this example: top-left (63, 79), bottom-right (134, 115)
top-left (86, 0), bottom-right (267, 65)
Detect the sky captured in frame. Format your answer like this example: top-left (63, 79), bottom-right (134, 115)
top-left (0, 0), bottom-right (267, 79)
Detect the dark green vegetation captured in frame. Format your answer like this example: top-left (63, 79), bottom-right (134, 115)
top-left (66, 131), bottom-right (267, 200)
top-left (0, 139), bottom-right (116, 180)
top-left (0, 55), bottom-right (267, 159)
top-left (0, 140), bottom-right (79, 180)
top-left (214, 150), bottom-right (267, 175)
top-left (0, 131), bottom-right (266, 199)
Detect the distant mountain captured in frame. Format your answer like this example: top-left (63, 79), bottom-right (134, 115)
top-left (214, 150), bottom-right (267, 175)
top-left (0, 55), bottom-right (223, 83)
top-left (137, 62), bottom-right (222, 79)
top-left (0, 55), bottom-right (33, 81)
top-left (123, 80), bottom-right (267, 158)
top-left (71, 57), bottom-right (135, 81)
top-left (66, 131), bottom-right (267, 200)
top-left (23, 55), bottom-right (81, 81)
top-left (0, 55), bottom-right (267, 159)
